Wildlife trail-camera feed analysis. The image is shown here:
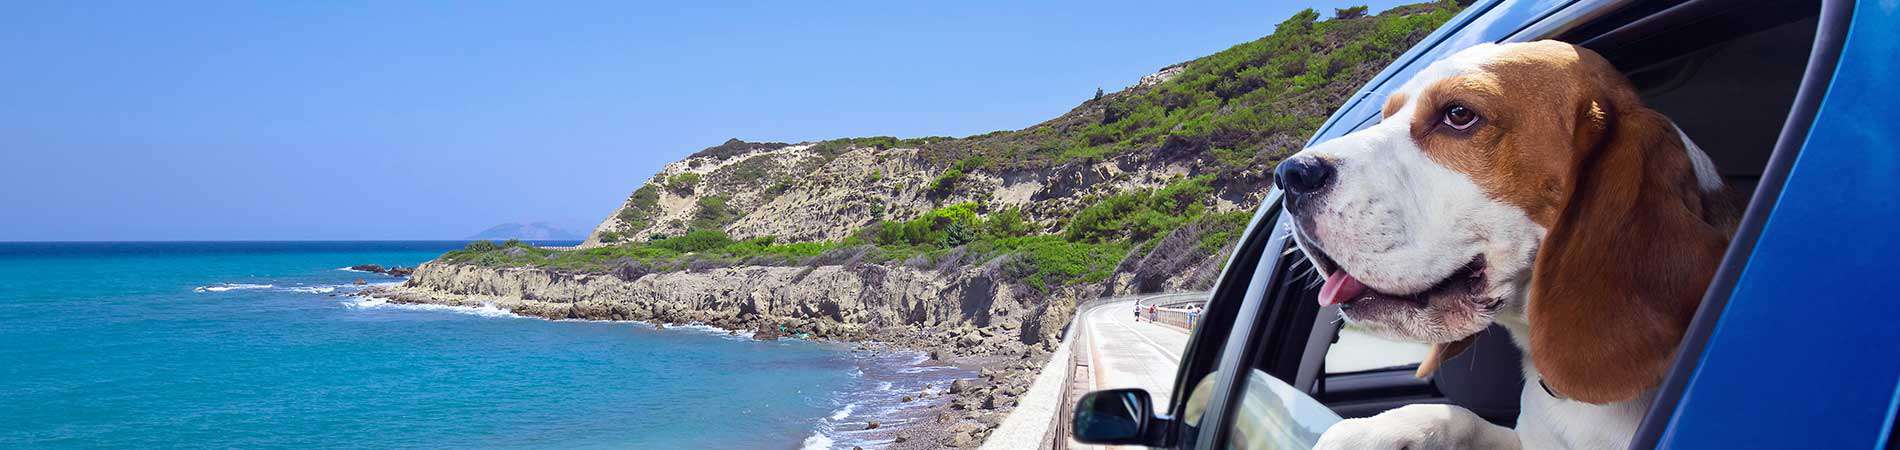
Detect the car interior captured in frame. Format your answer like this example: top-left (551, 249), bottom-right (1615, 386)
top-left (1277, 0), bottom-right (1825, 427)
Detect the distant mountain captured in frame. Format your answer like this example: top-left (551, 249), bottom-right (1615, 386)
top-left (466, 222), bottom-right (581, 240)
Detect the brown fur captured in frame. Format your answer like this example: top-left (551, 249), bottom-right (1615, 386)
top-left (1408, 41), bottom-right (1730, 403)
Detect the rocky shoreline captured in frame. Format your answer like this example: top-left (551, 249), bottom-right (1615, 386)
top-left (365, 259), bottom-right (1101, 448)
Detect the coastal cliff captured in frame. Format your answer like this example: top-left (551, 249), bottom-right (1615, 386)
top-left (372, 257), bottom-right (1095, 446)
top-left (377, 3), bottom-right (1461, 447)
top-left (379, 260), bottom-right (1085, 351)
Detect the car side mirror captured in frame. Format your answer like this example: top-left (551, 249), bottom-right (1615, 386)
top-left (1072, 388), bottom-right (1171, 446)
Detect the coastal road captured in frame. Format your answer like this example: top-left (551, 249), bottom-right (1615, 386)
top-left (981, 293), bottom-right (1198, 450)
top-left (1081, 297), bottom-right (1192, 408)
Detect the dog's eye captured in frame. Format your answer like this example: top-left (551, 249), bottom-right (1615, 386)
top-left (1442, 105), bottom-right (1479, 130)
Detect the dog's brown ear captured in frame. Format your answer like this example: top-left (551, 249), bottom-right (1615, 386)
top-left (1526, 95), bottom-right (1729, 404)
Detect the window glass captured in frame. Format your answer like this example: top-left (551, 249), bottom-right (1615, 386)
top-left (1324, 325), bottom-right (1428, 374)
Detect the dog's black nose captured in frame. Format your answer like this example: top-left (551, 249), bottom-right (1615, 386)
top-left (1275, 156), bottom-right (1334, 195)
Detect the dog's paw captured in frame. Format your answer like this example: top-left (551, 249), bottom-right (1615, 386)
top-left (1314, 404), bottom-right (1515, 450)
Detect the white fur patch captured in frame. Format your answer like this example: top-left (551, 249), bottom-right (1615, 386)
top-left (1671, 121), bottom-right (1724, 192)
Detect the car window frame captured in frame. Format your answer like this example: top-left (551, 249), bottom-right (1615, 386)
top-left (1191, 208), bottom-right (1299, 449)
top-left (1158, 190), bottom-right (1285, 448)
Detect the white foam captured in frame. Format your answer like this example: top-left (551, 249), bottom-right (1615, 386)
top-left (335, 267), bottom-right (374, 273)
top-left (897, 366), bottom-right (954, 374)
top-left (343, 296), bottom-right (522, 319)
top-left (285, 286), bottom-right (338, 294)
top-left (194, 283), bottom-right (274, 293)
top-left (829, 403), bottom-right (857, 421)
top-left (799, 432), bottom-right (835, 450)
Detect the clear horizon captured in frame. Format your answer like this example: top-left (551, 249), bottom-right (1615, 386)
top-left (3, 0), bottom-right (1413, 241)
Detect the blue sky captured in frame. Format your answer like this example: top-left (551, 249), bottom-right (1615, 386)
top-left (2, 0), bottom-right (1417, 241)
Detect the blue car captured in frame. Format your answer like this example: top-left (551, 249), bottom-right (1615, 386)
top-left (1071, 0), bottom-right (1898, 448)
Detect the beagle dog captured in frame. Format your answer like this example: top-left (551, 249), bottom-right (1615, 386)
top-left (1278, 41), bottom-right (1736, 450)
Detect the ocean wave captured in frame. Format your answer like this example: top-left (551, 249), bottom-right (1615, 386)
top-left (829, 403), bottom-right (857, 421)
top-left (799, 432), bottom-right (835, 450)
top-left (896, 365), bottom-right (957, 374)
top-left (285, 286), bottom-right (338, 294)
top-left (335, 267), bottom-right (374, 273)
top-left (343, 297), bottom-right (522, 319)
top-left (194, 283), bottom-right (274, 293)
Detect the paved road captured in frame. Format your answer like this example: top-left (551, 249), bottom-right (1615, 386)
top-left (1083, 297), bottom-right (1191, 410)
top-left (980, 294), bottom-right (1196, 450)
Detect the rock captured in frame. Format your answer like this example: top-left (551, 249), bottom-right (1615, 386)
top-left (864, 420), bottom-right (880, 430)
top-left (347, 264), bottom-right (414, 277)
top-left (352, 278), bottom-right (367, 285)
top-left (754, 325), bottom-right (785, 341)
top-left (901, 395), bottom-right (914, 402)
top-left (948, 422), bottom-right (985, 447)
top-left (949, 379), bottom-right (973, 394)
top-left (893, 434), bottom-right (908, 443)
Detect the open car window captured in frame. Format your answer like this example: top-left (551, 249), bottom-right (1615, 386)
top-left (1210, 0), bottom-right (1832, 445)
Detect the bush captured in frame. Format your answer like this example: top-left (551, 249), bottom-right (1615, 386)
top-left (927, 167), bottom-right (964, 194)
top-left (650, 229), bottom-right (734, 254)
top-left (1335, 5), bottom-right (1369, 19)
top-left (616, 185), bottom-right (661, 232)
top-left (464, 241), bottom-right (499, 252)
top-left (874, 203), bottom-right (981, 247)
top-left (1066, 176), bottom-right (1215, 243)
top-left (691, 195), bottom-right (737, 230)
top-left (992, 236), bottom-right (1129, 292)
top-left (666, 172), bottom-right (702, 196)
top-left (597, 231), bottom-right (625, 243)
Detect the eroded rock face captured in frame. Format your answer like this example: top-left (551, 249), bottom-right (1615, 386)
top-left (374, 261), bottom-right (1089, 354)
top-left (577, 140), bottom-right (1230, 248)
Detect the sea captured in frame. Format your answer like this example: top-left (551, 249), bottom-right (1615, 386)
top-left (0, 241), bottom-right (968, 449)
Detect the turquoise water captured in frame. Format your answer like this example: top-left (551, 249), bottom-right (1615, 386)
top-left (0, 242), bottom-right (943, 448)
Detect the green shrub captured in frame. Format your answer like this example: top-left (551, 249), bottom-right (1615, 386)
top-left (648, 229), bottom-right (734, 253)
top-left (983, 207), bottom-right (1034, 238)
top-left (691, 195), bottom-right (737, 230)
top-left (874, 203), bottom-right (981, 247)
top-left (616, 185), bottom-right (661, 231)
top-left (992, 236), bottom-right (1128, 292)
top-left (665, 173), bottom-right (702, 196)
top-left (927, 167), bottom-right (964, 193)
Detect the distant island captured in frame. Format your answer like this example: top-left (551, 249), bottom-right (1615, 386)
top-left (466, 222), bottom-right (581, 240)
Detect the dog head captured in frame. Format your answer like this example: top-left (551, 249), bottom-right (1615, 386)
top-left (1278, 41), bottom-right (1730, 403)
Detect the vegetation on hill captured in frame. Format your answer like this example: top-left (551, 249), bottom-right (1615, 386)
top-left (453, 176), bottom-right (1231, 292)
top-left (447, 3), bottom-right (1463, 293)
top-left (896, 1), bottom-right (1458, 172)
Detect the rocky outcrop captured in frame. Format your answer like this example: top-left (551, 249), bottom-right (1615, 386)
top-left (374, 260), bottom-right (1093, 357)
top-left (578, 140), bottom-right (1227, 247)
top-left (348, 264), bottom-right (414, 277)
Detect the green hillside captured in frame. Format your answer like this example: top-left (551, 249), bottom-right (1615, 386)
top-left (443, 2), bottom-right (1463, 293)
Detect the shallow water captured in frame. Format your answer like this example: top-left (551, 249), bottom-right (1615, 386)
top-left (0, 241), bottom-right (962, 448)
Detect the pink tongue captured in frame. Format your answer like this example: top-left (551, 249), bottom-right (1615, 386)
top-left (1318, 271), bottom-right (1367, 307)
